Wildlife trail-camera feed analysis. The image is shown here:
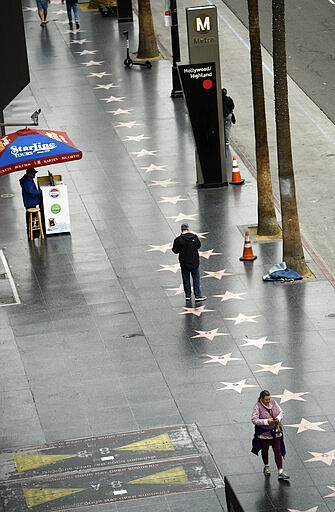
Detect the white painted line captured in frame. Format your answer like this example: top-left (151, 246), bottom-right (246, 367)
top-left (113, 489), bottom-right (127, 496)
top-left (0, 250), bottom-right (20, 305)
top-left (100, 455), bottom-right (115, 461)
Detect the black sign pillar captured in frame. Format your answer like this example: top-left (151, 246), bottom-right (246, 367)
top-left (117, 0), bottom-right (133, 23)
top-left (178, 62), bottom-right (226, 187)
top-left (170, 0), bottom-right (183, 98)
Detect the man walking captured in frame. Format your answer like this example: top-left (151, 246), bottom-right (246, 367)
top-left (222, 87), bottom-right (235, 145)
top-left (36, 0), bottom-right (50, 27)
top-left (172, 223), bottom-right (206, 302)
top-left (62, 0), bottom-right (80, 29)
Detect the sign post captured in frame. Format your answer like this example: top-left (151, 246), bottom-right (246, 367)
top-left (185, 6), bottom-right (227, 186)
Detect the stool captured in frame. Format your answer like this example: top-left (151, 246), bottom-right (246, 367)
top-left (27, 207), bottom-right (44, 241)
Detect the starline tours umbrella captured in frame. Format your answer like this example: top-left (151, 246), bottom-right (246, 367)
top-left (0, 128), bottom-right (82, 177)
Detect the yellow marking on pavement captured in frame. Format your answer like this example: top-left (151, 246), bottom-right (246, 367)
top-left (117, 433), bottom-right (174, 451)
top-left (23, 487), bottom-right (85, 508)
top-left (128, 465), bottom-right (189, 485)
top-left (14, 454), bottom-right (76, 472)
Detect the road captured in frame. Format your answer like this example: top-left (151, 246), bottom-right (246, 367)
top-left (220, 0), bottom-right (335, 124)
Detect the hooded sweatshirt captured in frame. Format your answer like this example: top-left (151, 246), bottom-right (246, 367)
top-left (19, 174), bottom-right (41, 208)
top-left (172, 231), bottom-right (201, 269)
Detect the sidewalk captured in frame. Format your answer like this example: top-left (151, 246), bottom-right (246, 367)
top-left (0, 1), bottom-right (335, 511)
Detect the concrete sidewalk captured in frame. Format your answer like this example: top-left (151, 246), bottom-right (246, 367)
top-left (1, 1), bottom-right (335, 511)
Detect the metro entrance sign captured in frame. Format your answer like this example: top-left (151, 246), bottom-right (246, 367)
top-left (185, 6), bottom-right (227, 186)
top-left (178, 62), bottom-right (223, 187)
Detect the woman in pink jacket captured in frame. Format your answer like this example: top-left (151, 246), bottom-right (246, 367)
top-left (251, 390), bottom-right (290, 480)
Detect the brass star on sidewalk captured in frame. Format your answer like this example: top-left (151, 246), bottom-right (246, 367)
top-left (148, 179), bottom-right (179, 188)
top-left (88, 72), bottom-right (112, 78)
top-left (168, 213), bottom-right (198, 222)
top-left (100, 95), bottom-right (125, 102)
top-left (272, 389), bottom-right (310, 403)
top-left (115, 121), bottom-right (143, 128)
top-left (156, 264), bottom-right (180, 273)
top-left (76, 49), bottom-right (98, 55)
top-left (191, 328), bottom-right (229, 341)
top-left (123, 135), bottom-right (150, 142)
top-left (213, 291), bottom-right (247, 302)
top-left (195, 232), bottom-right (209, 239)
top-left (286, 418), bottom-right (327, 434)
top-left (224, 313), bottom-right (260, 325)
top-left (203, 269), bottom-right (232, 280)
top-left (53, 9), bottom-right (67, 14)
top-left (240, 336), bottom-right (278, 349)
top-left (70, 39), bottom-right (92, 45)
top-left (217, 379), bottom-right (257, 393)
top-left (305, 449), bottom-right (335, 466)
top-left (203, 353), bottom-right (241, 366)
top-left (254, 361), bottom-right (293, 375)
top-left (179, 306), bottom-right (214, 317)
top-left (146, 243), bottom-right (172, 253)
top-left (324, 486), bottom-right (335, 498)
top-left (95, 83), bottom-right (119, 89)
top-left (140, 164), bottom-right (166, 172)
top-left (159, 195), bottom-right (188, 204)
top-left (199, 249), bottom-right (222, 259)
top-left (81, 60), bottom-right (104, 67)
top-left (107, 108), bottom-right (133, 115)
top-left (166, 284), bottom-right (184, 295)
top-left (131, 149), bottom-right (158, 157)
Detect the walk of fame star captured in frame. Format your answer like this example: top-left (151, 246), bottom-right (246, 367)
top-left (159, 196), bottom-right (188, 204)
top-left (81, 60), bottom-right (104, 67)
top-left (156, 264), bottom-right (180, 273)
top-left (88, 72), bottom-right (112, 78)
top-left (148, 179), bottom-right (179, 187)
top-left (224, 313), bottom-right (260, 325)
top-left (254, 361), bottom-right (293, 375)
top-left (53, 9), bottom-right (67, 14)
top-left (115, 121), bottom-right (143, 128)
top-left (213, 291), bottom-right (247, 302)
top-left (168, 213), bottom-right (198, 222)
top-left (305, 449), bottom-right (335, 465)
top-left (95, 83), bottom-right (119, 89)
top-left (123, 135), bottom-right (150, 142)
top-left (240, 336), bottom-right (278, 349)
top-left (166, 284), bottom-right (184, 295)
top-left (286, 418), bottom-right (327, 433)
top-left (146, 244), bottom-right (172, 253)
top-left (199, 250), bottom-right (222, 259)
top-left (141, 164), bottom-right (167, 172)
top-left (131, 149), bottom-right (158, 157)
top-left (179, 306), bottom-right (214, 317)
top-left (70, 39), bottom-right (92, 45)
top-left (217, 379), bottom-right (257, 393)
top-left (191, 328), bottom-right (229, 341)
top-left (76, 49), bottom-right (98, 55)
top-left (203, 353), bottom-right (241, 366)
top-left (100, 95), bottom-right (125, 102)
top-left (195, 232), bottom-right (209, 239)
top-left (107, 108), bottom-right (133, 115)
top-left (325, 486), bottom-right (335, 498)
top-left (203, 269), bottom-right (232, 280)
top-left (272, 389), bottom-right (310, 403)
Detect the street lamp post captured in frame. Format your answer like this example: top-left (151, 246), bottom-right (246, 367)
top-left (170, 0), bottom-right (183, 98)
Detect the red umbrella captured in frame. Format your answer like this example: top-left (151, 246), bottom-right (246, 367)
top-left (0, 128), bottom-right (82, 177)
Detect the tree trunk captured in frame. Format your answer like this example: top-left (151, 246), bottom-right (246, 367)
top-left (137, 0), bottom-right (159, 59)
top-left (272, 0), bottom-right (312, 277)
top-left (247, 0), bottom-right (280, 236)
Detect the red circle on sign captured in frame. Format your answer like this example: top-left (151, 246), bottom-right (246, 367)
top-left (202, 79), bottom-right (213, 90)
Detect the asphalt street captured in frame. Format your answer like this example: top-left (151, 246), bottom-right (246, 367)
top-left (220, 0), bottom-right (335, 124)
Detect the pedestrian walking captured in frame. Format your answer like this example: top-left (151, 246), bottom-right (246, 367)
top-left (62, 0), bottom-right (80, 29)
top-left (172, 223), bottom-right (206, 302)
top-left (19, 168), bottom-right (42, 232)
top-left (251, 390), bottom-right (289, 480)
top-left (222, 87), bottom-right (235, 145)
top-left (36, 0), bottom-right (50, 27)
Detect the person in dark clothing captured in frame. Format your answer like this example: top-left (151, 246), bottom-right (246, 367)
top-left (222, 88), bottom-right (235, 145)
top-left (172, 223), bottom-right (206, 302)
top-left (62, 0), bottom-right (80, 29)
top-left (19, 168), bottom-right (42, 232)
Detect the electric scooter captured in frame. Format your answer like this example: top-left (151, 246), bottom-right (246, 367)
top-left (123, 31), bottom-right (152, 69)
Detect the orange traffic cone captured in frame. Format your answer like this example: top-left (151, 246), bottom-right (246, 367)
top-left (230, 156), bottom-right (245, 185)
top-left (240, 231), bottom-right (257, 261)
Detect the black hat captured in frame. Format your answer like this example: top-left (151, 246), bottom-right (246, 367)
top-left (26, 168), bottom-right (38, 174)
top-left (181, 223), bottom-right (189, 230)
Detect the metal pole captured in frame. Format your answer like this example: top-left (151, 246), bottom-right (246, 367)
top-left (170, 0), bottom-right (183, 98)
top-left (0, 111), bottom-right (5, 136)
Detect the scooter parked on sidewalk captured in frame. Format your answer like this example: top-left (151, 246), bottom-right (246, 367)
top-left (123, 31), bottom-right (152, 69)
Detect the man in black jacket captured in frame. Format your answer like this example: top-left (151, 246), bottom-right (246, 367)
top-left (222, 87), bottom-right (235, 145)
top-left (172, 223), bottom-right (206, 302)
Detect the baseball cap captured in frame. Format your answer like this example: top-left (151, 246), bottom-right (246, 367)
top-left (181, 223), bottom-right (189, 230)
top-left (26, 168), bottom-right (38, 174)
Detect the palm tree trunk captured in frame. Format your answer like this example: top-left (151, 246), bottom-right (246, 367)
top-left (272, 0), bottom-right (312, 277)
top-left (248, 0), bottom-right (280, 236)
top-left (137, 0), bottom-right (159, 59)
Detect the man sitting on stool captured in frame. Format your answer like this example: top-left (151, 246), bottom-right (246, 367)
top-left (19, 168), bottom-right (42, 234)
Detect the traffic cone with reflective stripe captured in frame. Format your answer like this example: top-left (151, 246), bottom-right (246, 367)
top-left (230, 156), bottom-right (245, 185)
top-left (240, 231), bottom-right (257, 261)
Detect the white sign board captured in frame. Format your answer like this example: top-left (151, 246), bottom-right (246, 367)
top-left (40, 184), bottom-right (70, 234)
